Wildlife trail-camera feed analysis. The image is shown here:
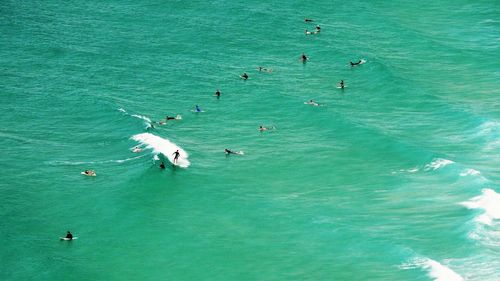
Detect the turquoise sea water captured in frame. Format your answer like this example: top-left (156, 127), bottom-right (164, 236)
top-left (1, 0), bottom-right (499, 280)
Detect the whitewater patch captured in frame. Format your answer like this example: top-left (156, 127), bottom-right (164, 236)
top-left (424, 158), bottom-right (455, 171)
top-left (459, 168), bottom-right (481, 177)
top-left (131, 133), bottom-right (190, 168)
top-left (401, 257), bottom-right (464, 281)
top-left (118, 108), bottom-right (153, 128)
top-left (461, 188), bottom-right (500, 226)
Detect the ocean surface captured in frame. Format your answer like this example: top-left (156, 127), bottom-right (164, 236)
top-left (1, 0), bottom-right (499, 280)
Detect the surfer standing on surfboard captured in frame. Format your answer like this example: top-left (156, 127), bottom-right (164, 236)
top-left (173, 150), bottom-right (180, 164)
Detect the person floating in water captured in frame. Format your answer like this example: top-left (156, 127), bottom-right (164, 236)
top-left (65, 231), bottom-right (73, 240)
top-left (172, 150), bottom-right (180, 164)
top-left (259, 125), bottom-right (274, 131)
top-left (301, 53), bottom-right (309, 62)
top-left (306, 99), bottom-right (320, 106)
top-left (241, 73), bottom-right (249, 80)
top-left (195, 105), bottom-right (202, 112)
top-left (159, 161), bottom-right (165, 169)
top-left (304, 18), bottom-right (313, 22)
top-left (83, 170), bottom-right (96, 176)
top-left (258, 66), bottom-right (272, 73)
top-left (315, 25), bottom-right (321, 33)
top-left (215, 89), bottom-right (221, 98)
top-left (339, 80), bottom-right (345, 89)
top-left (350, 60), bottom-right (362, 66)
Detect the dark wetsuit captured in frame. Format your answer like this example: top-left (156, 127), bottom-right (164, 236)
top-left (173, 151), bottom-right (180, 162)
top-left (66, 232), bottom-right (73, 240)
top-left (242, 73), bottom-right (248, 80)
top-left (160, 162), bottom-right (165, 169)
top-left (166, 116), bottom-right (176, 120)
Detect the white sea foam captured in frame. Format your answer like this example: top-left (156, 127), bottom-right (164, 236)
top-left (46, 154), bottom-right (148, 166)
top-left (131, 114), bottom-right (152, 124)
top-left (402, 257), bottom-right (464, 281)
top-left (459, 168), bottom-right (481, 177)
top-left (461, 188), bottom-right (500, 225)
top-left (118, 108), bottom-right (126, 113)
top-left (131, 133), bottom-right (190, 168)
top-left (424, 158), bottom-right (455, 171)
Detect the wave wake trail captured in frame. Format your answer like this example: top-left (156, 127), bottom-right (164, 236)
top-left (131, 133), bottom-right (190, 168)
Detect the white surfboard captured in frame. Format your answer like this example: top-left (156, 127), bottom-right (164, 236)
top-left (304, 102), bottom-right (320, 106)
top-left (336, 85), bottom-right (347, 89)
top-left (225, 151), bottom-right (244, 155)
top-left (81, 171), bottom-right (96, 177)
top-left (60, 237), bottom-right (78, 241)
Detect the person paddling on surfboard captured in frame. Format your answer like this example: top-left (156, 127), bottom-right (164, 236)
top-left (215, 89), bottom-right (221, 98)
top-left (173, 150), bottom-right (180, 164)
top-left (339, 80), bottom-right (345, 89)
top-left (241, 73), bottom-right (249, 80)
top-left (350, 60), bottom-right (362, 66)
top-left (65, 231), bottom-right (73, 240)
top-left (195, 105), bottom-right (202, 112)
top-left (301, 53), bottom-right (309, 63)
top-left (225, 149), bottom-right (237, 155)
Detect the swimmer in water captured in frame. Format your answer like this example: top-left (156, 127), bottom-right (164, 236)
top-left (304, 18), bottom-right (313, 22)
top-left (258, 66), bottom-right (272, 73)
top-left (172, 150), bottom-right (180, 164)
top-left (83, 170), bottom-right (96, 176)
top-left (214, 89), bottom-right (221, 98)
top-left (315, 25), bottom-right (321, 33)
top-left (306, 99), bottom-right (320, 106)
top-left (350, 60), bottom-right (362, 66)
top-left (133, 146), bottom-right (142, 153)
top-left (159, 162), bottom-right (165, 169)
top-left (259, 125), bottom-right (274, 131)
top-left (195, 105), bottom-right (202, 112)
top-left (241, 73), bottom-right (249, 80)
top-left (301, 53), bottom-right (309, 62)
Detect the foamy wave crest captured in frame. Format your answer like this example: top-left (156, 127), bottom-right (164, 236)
top-left (424, 158), bottom-right (455, 171)
top-left (131, 133), bottom-right (190, 168)
top-left (459, 168), bottom-right (481, 177)
top-left (118, 108), bottom-right (152, 127)
top-left (131, 114), bottom-right (152, 124)
top-left (401, 257), bottom-right (464, 281)
top-left (461, 188), bottom-right (500, 225)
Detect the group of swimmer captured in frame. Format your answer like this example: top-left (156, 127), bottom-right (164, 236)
top-left (82, 18), bottom-right (364, 175)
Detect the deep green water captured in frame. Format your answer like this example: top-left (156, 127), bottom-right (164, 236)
top-left (1, 1), bottom-right (499, 280)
